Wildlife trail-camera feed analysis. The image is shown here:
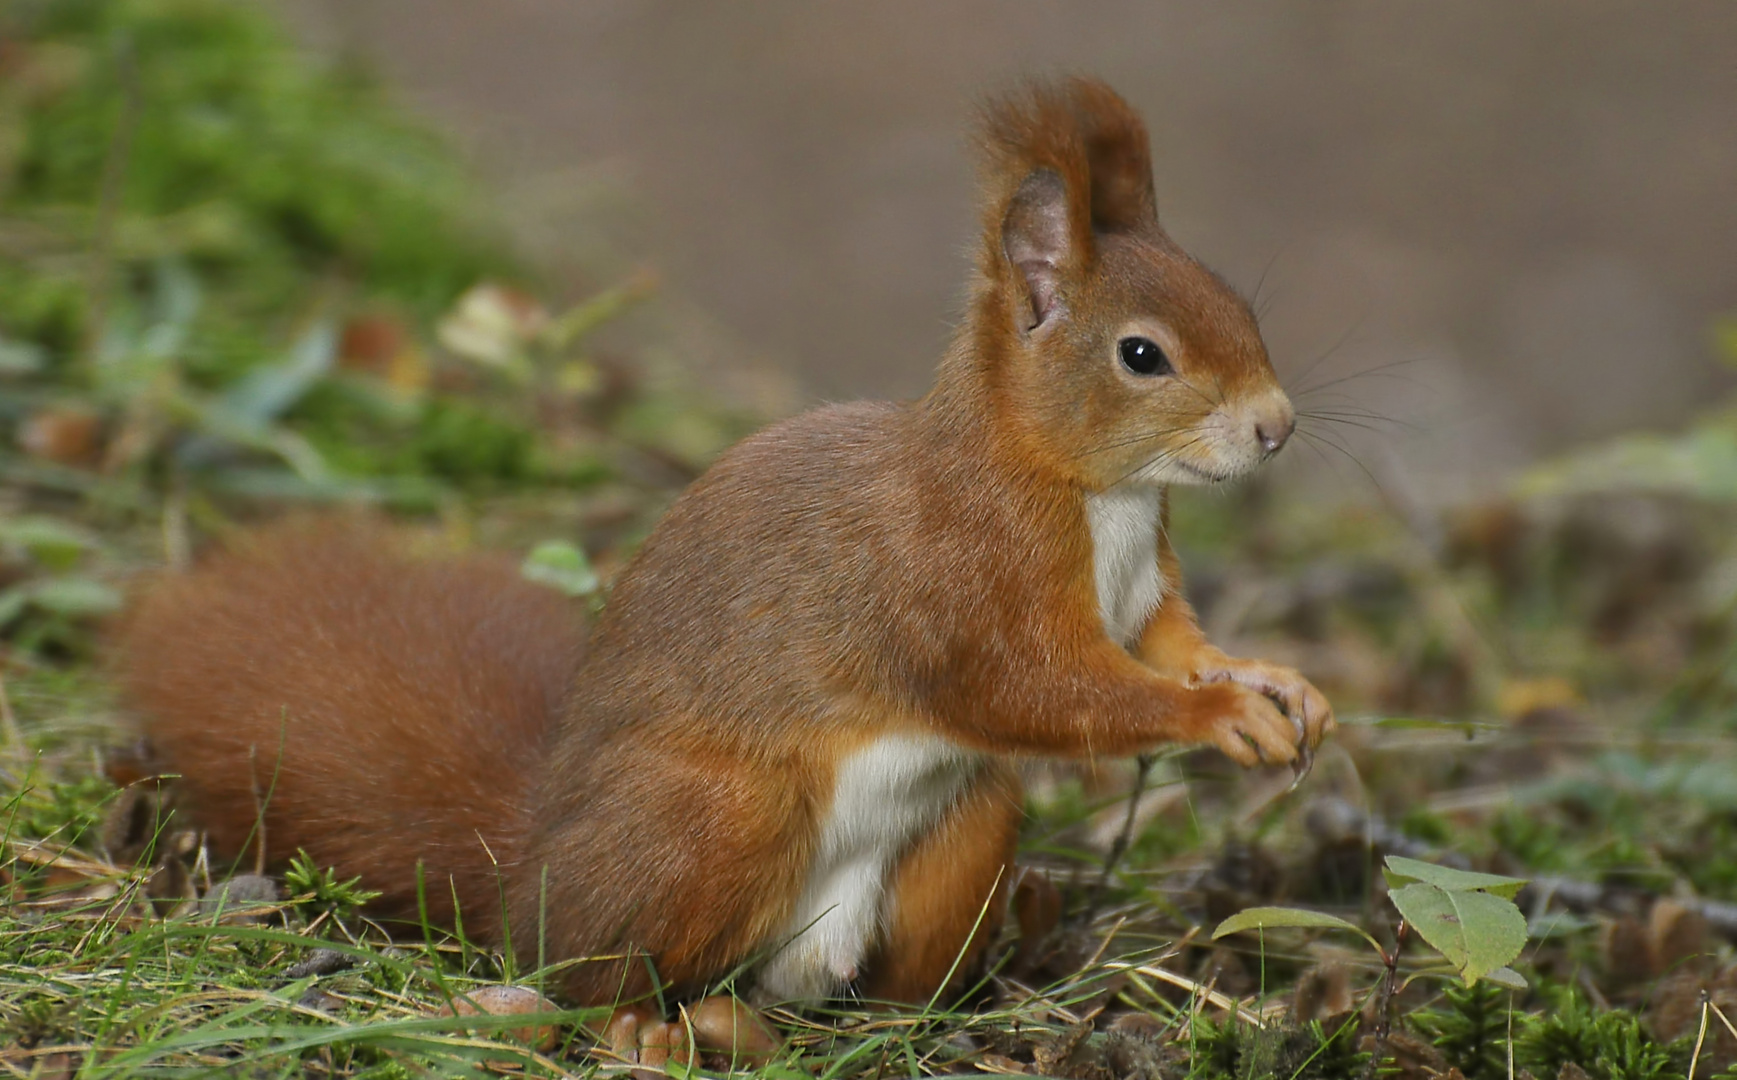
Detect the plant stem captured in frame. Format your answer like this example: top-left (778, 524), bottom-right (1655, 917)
top-left (1084, 753), bottom-right (1156, 919)
top-left (1363, 921), bottom-right (1406, 1080)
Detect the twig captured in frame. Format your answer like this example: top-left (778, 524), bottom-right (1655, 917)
top-left (1688, 993), bottom-right (1709, 1080)
top-left (1363, 920), bottom-right (1406, 1079)
top-left (1711, 999), bottom-right (1737, 1044)
top-left (1085, 753), bottom-right (1155, 918)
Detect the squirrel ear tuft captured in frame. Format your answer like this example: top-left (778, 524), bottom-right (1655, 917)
top-left (977, 77), bottom-right (1157, 326)
top-left (1001, 169), bottom-right (1070, 330)
top-left (1066, 77), bottom-right (1156, 233)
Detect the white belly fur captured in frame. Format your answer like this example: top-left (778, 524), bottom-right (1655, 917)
top-left (755, 488), bottom-right (1160, 999)
top-left (1086, 485), bottom-right (1167, 648)
top-left (755, 733), bottom-right (980, 1001)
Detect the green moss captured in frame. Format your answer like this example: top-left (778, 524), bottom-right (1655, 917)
top-left (1410, 980), bottom-right (1512, 1080)
top-left (1513, 996), bottom-right (1685, 1080)
top-left (8, 0), bottom-right (506, 324)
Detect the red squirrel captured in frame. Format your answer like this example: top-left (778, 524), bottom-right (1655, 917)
top-left (120, 77), bottom-right (1332, 1010)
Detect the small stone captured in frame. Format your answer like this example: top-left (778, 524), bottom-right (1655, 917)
top-left (200, 874), bottom-right (281, 923)
top-left (284, 947), bottom-right (353, 979)
top-left (296, 987), bottom-right (345, 1013)
top-left (1107, 1012), bottom-right (1165, 1040)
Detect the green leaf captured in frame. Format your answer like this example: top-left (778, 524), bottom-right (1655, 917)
top-left (0, 576), bottom-right (125, 632)
top-left (541, 275), bottom-right (653, 351)
top-left (0, 587), bottom-right (27, 629)
top-left (0, 336), bottom-right (46, 375)
top-left (1212, 906), bottom-right (1383, 955)
top-left (218, 321), bottom-right (337, 423)
top-left (1516, 415), bottom-right (1737, 503)
top-left (1383, 855), bottom-right (1527, 900)
top-left (0, 516), bottom-right (101, 571)
top-left (173, 389), bottom-right (333, 483)
top-left (1389, 882), bottom-right (1528, 986)
top-left (520, 540), bottom-right (599, 598)
top-left (26, 577), bottom-right (124, 618)
top-left (1483, 966), bottom-right (1528, 989)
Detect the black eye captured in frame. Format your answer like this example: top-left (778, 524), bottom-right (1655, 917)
top-left (1117, 336), bottom-right (1172, 376)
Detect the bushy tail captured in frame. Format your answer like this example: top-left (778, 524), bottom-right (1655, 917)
top-left (118, 521), bottom-right (585, 936)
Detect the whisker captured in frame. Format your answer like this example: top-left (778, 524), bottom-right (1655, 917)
top-left (1295, 389), bottom-right (1389, 410)
top-left (1296, 428), bottom-right (1383, 491)
top-left (1297, 413), bottom-right (1406, 437)
top-left (1280, 316), bottom-right (1367, 397)
top-left (1299, 425), bottom-right (1359, 460)
top-left (1074, 421), bottom-right (1203, 459)
top-left (1296, 401), bottom-right (1400, 419)
top-left (1297, 432), bottom-right (1335, 471)
top-left (1249, 245), bottom-right (1287, 321)
top-left (1294, 429), bottom-right (1355, 485)
top-left (1105, 432), bottom-right (1211, 489)
top-left (1299, 406), bottom-right (1410, 426)
top-left (1172, 376), bottom-right (1222, 410)
top-left (1290, 356), bottom-right (1426, 400)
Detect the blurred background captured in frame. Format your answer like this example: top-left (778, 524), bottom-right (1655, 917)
top-left (282, 0), bottom-right (1737, 500)
top-left (3, 3), bottom-right (1737, 1074)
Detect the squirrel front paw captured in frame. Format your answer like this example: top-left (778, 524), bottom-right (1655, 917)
top-left (1183, 681), bottom-right (1305, 767)
top-left (1193, 658), bottom-right (1334, 753)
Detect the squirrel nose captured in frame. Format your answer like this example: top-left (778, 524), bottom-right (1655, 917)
top-left (1254, 409), bottom-right (1295, 457)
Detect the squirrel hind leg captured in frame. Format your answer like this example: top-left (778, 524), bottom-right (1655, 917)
top-left (860, 762), bottom-right (1022, 1003)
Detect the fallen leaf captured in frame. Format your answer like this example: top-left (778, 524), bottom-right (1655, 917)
top-left (18, 407), bottom-right (103, 466)
top-left (1013, 866), bottom-right (1062, 968)
top-left (1292, 963), bottom-right (1354, 1024)
top-left (977, 1053), bottom-right (1029, 1074)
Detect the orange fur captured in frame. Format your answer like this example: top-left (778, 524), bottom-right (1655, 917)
top-left (120, 522), bottom-right (582, 934)
top-left (864, 763), bottom-right (1023, 1001)
top-left (119, 77), bottom-right (1332, 1008)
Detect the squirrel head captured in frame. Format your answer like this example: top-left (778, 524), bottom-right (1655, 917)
top-left (963, 77), bottom-right (1292, 491)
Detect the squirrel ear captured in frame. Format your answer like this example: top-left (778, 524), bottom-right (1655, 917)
top-left (1001, 168), bottom-right (1070, 330)
top-left (1068, 78), bottom-right (1156, 233)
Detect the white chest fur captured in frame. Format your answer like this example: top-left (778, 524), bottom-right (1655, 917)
top-left (755, 734), bottom-right (979, 1002)
top-left (1085, 485), bottom-right (1167, 649)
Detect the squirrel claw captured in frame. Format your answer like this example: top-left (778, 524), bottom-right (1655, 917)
top-left (1287, 740), bottom-right (1316, 792)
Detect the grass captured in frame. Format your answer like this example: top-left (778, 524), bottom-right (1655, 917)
top-left (6, 0), bottom-right (1737, 1077)
top-left (7, 677), bottom-right (1737, 1077)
